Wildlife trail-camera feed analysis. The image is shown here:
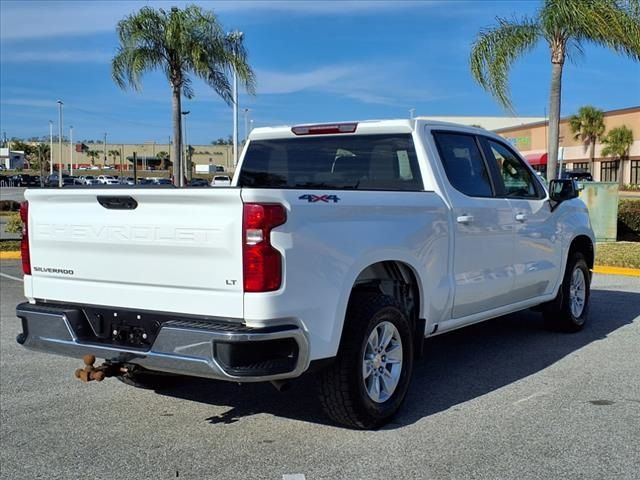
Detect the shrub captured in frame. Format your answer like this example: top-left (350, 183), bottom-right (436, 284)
top-left (5, 212), bottom-right (23, 234)
top-left (618, 199), bottom-right (640, 238)
top-left (0, 200), bottom-right (20, 212)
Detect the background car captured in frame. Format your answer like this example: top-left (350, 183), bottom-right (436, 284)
top-left (152, 178), bottom-right (173, 185)
top-left (211, 175), bottom-right (231, 186)
top-left (119, 177), bottom-right (136, 185)
top-left (97, 175), bottom-right (116, 184)
top-left (561, 170), bottom-right (593, 182)
top-left (189, 178), bottom-right (209, 187)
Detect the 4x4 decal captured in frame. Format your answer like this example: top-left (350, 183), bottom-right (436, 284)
top-left (298, 194), bottom-right (340, 203)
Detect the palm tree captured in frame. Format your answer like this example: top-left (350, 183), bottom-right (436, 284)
top-left (601, 125), bottom-right (634, 184)
top-left (569, 105), bottom-right (605, 173)
top-left (112, 5), bottom-right (255, 186)
top-left (107, 149), bottom-right (121, 168)
top-left (87, 150), bottom-right (100, 166)
top-left (156, 151), bottom-right (170, 170)
top-left (470, 0), bottom-right (640, 180)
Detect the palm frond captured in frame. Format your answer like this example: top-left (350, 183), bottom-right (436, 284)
top-left (541, 0), bottom-right (640, 61)
top-left (470, 17), bottom-right (539, 112)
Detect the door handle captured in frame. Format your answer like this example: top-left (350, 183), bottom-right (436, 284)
top-left (515, 213), bottom-right (527, 222)
top-left (456, 214), bottom-right (474, 224)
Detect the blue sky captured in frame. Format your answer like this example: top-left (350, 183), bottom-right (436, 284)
top-left (1, 0), bottom-right (639, 145)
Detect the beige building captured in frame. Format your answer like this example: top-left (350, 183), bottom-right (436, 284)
top-left (495, 106), bottom-right (640, 184)
top-left (39, 142), bottom-right (234, 172)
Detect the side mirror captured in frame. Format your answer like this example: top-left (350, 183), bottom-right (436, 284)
top-left (549, 179), bottom-right (579, 211)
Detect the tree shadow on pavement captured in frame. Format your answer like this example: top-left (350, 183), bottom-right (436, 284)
top-left (155, 289), bottom-right (639, 429)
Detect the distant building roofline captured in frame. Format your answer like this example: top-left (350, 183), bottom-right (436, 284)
top-left (494, 105), bottom-right (640, 133)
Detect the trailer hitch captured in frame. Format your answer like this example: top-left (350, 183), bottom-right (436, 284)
top-left (74, 354), bottom-right (127, 382)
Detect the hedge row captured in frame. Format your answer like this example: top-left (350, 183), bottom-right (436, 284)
top-left (0, 200), bottom-right (20, 212)
top-left (618, 199), bottom-right (640, 237)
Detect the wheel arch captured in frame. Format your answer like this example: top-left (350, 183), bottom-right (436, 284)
top-left (569, 235), bottom-right (595, 271)
top-left (337, 260), bottom-right (424, 353)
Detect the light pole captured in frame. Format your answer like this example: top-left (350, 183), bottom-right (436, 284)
top-left (227, 30), bottom-right (243, 167)
top-left (103, 132), bottom-right (107, 168)
top-left (244, 108), bottom-right (250, 143)
top-left (69, 125), bottom-right (73, 176)
top-left (181, 110), bottom-right (190, 181)
top-left (49, 120), bottom-right (54, 176)
top-left (57, 100), bottom-right (63, 187)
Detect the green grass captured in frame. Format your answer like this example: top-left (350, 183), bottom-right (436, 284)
top-left (596, 242), bottom-right (640, 269)
top-left (0, 240), bottom-right (21, 251)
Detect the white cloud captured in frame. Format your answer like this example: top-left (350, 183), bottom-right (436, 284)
top-left (1, 50), bottom-right (112, 63)
top-left (252, 62), bottom-right (456, 107)
top-left (0, 0), bottom-right (445, 40)
top-left (256, 65), bottom-right (359, 94)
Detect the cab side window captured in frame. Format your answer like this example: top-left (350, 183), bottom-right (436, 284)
top-left (432, 132), bottom-right (493, 197)
top-left (485, 140), bottom-right (541, 198)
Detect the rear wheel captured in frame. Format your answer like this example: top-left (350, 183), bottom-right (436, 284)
top-left (543, 252), bottom-right (590, 332)
top-left (317, 293), bottom-right (414, 429)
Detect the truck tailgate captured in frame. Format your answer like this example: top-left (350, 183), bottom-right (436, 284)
top-left (24, 188), bottom-right (244, 319)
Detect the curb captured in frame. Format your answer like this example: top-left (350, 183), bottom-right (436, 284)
top-left (0, 251), bottom-right (21, 260)
top-left (592, 265), bottom-right (640, 277)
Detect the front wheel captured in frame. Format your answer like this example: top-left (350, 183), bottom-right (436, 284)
top-left (543, 252), bottom-right (590, 332)
top-left (317, 293), bottom-right (414, 429)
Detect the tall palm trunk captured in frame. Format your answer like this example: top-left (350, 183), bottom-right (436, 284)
top-left (547, 60), bottom-right (563, 181)
top-left (171, 84), bottom-right (183, 187)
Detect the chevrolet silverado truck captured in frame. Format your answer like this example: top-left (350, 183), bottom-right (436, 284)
top-left (16, 119), bottom-right (595, 429)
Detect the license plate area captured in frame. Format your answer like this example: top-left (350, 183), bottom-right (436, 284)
top-left (82, 307), bottom-right (161, 349)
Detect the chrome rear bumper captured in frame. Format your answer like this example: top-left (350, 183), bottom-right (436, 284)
top-left (16, 302), bottom-right (309, 382)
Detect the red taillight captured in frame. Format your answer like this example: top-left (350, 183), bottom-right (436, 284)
top-left (20, 201), bottom-right (31, 275)
top-left (243, 203), bottom-right (286, 292)
top-left (291, 123), bottom-right (357, 135)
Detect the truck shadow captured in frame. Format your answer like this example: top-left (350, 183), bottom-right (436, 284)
top-left (155, 288), bottom-right (639, 429)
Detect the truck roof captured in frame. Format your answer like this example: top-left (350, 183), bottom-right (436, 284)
top-left (248, 118), bottom-right (489, 141)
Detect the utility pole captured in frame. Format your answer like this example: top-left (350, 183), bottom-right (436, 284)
top-left (57, 100), bottom-right (63, 187)
top-left (49, 120), bottom-right (53, 176)
top-left (69, 125), bottom-right (73, 176)
top-left (103, 132), bottom-right (107, 167)
top-left (244, 108), bottom-right (250, 143)
top-left (182, 110), bottom-right (190, 183)
top-left (227, 30), bottom-right (243, 167)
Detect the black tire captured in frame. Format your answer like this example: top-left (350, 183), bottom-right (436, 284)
top-left (317, 293), bottom-right (414, 429)
top-left (543, 252), bottom-right (590, 332)
top-left (116, 368), bottom-right (182, 390)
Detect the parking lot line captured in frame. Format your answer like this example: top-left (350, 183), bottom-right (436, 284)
top-left (0, 272), bottom-right (22, 282)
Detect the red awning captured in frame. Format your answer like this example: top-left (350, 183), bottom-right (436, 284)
top-left (525, 153), bottom-right (547, 166)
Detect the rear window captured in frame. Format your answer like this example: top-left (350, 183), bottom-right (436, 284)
top-left (238, 134), bottom-right (423, 191)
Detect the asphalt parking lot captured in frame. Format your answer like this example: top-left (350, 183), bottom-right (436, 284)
top-left (1, 260), bottom-right (639, 480)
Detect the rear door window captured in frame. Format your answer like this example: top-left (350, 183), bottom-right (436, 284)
top-left (239, 134), bottom-right (423, 191)
top-left (432, 132), bottom-right (494, 197)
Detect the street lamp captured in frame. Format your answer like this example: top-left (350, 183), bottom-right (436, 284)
top-left (69, 125), bottom-right (73, 176)
top-left (244, 108), bottom-right (250, 143)
top-left (49, 120), bottom-right (53, 176)
top-left (103, 132), bottom-right (107, 167)
top-left (181, 110), bottom-right (190, 182)
top-left (227, 30), bottom-right (243, 167)
top-left (57, 100), bottom-right (63, 187)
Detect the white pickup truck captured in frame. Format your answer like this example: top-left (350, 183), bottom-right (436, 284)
top-left (16, 119), bottom-right (595, 429)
